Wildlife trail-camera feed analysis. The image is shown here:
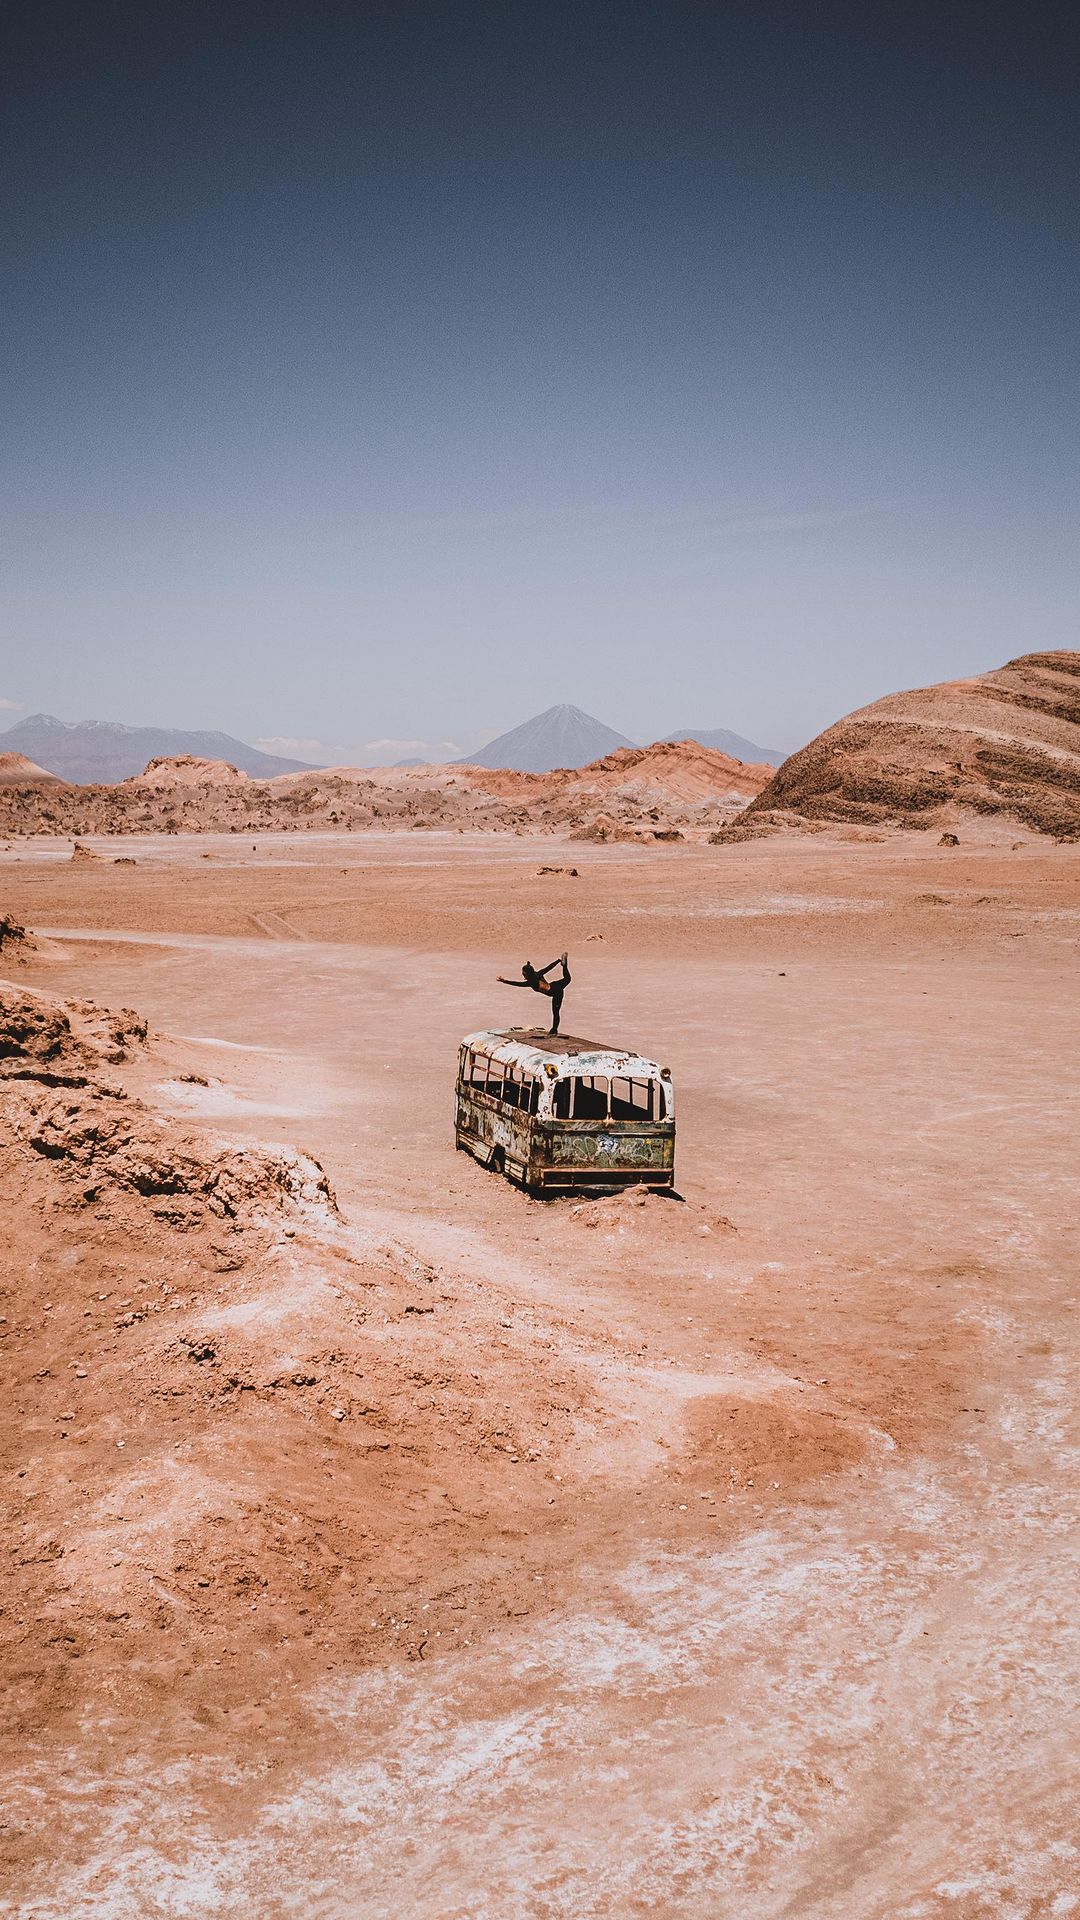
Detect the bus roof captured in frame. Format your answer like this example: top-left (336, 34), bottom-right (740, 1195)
top-left (462, 1027), bottom-right (667, 1081)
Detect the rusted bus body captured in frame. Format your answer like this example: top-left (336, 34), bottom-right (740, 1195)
top-left (455, 1027), bottom-right (675, 1194)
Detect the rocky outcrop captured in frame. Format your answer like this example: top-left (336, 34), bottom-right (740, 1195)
top-left (125, 755), bottom-right (251, 787)
top-left (743, 652), bottom-right (1080, 838)
top-left (0, 984), bottom-right (336, 1229)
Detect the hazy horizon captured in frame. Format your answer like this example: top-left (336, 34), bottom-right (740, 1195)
top-left (0, 697), bottom-right (785, 768)
top-left (2, 2), bottom-right (1077, 765)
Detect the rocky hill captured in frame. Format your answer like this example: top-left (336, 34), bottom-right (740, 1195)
top-left (739, 652), bottom-right (1080, 839)
top-left (125, 755), bottom-right (252, 788)
top-left (0, 752), bottom-right (64, 786)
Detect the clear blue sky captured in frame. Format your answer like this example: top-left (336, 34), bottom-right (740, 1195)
top-left (2, 1), bottom-right (1077, 760)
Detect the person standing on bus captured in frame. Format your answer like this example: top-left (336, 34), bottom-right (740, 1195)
top-left (497, 952), bottom-right (571, 1034)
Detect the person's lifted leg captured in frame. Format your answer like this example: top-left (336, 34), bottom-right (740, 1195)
top-left (539, 953), bottom-right (571, 1034)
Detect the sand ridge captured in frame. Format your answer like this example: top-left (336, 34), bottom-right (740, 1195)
top-left (739, 649), bottom-right (1080, 838)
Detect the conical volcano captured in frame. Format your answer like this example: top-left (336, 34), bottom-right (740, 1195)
top-left (461, 704), bottom-right (635, 773)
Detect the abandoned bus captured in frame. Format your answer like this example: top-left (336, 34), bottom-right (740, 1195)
top-left (455, 1027), bottom-right (675, 1194)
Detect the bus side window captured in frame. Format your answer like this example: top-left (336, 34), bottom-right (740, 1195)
top-left (552, 1079), bottom-right (571, 1118)
top-left (471, 1052), bottom-right (491, 1091)
top-left (527, 1075), bottom-right (540, 1114)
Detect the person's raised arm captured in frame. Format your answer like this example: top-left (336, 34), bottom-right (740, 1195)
top-left (497, 976), bottom-right (530, 986)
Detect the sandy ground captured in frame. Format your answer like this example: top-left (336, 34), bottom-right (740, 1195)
top-left (2, 829), bottom-right (1079, 1919)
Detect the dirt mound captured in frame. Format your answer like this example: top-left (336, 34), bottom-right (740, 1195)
top-left (0, 752), bottom-right (65, 786)
top-left (14, 1089), bottom-right (336, 1225)
top-left (743, 651), bottom-right (1080, 837)
top-left (0, 984), bottom-right (146, 1083)
top-left (0, 983), bottom-right (336, 1233)
top-left (126, 755), bottom-right (252, 787)
top-left (0, 914), bottom-right (34, 962)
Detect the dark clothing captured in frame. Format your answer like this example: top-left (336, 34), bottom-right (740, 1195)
top-left (499, 955), bottom-right (571, 1033)
top-left (536, 957), bottom-right (570, 1032)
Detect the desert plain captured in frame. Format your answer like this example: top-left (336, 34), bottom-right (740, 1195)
top-left (2, 823), bottom-right (1078, 1918)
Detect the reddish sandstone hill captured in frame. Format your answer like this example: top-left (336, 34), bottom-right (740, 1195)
top-left (0, 752), bottom-right (67, 786)
top-left (462, 739), bottom-right (772, 807)
top-left (124, 755), bottom-right (251, 788)
top-left (743, 652), bottom-right (1080, 838)
top-left (574, 739), bottom-right (771, 804)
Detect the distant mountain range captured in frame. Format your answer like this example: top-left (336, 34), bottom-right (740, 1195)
top-left (1, 705), bottom-right (787, 783)
top-left (662, 727), bottom-right (785, 767)
top-left (0, 714), bottom-right (318, 783)
top-left (459, 703), bottom-right (786, 773)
